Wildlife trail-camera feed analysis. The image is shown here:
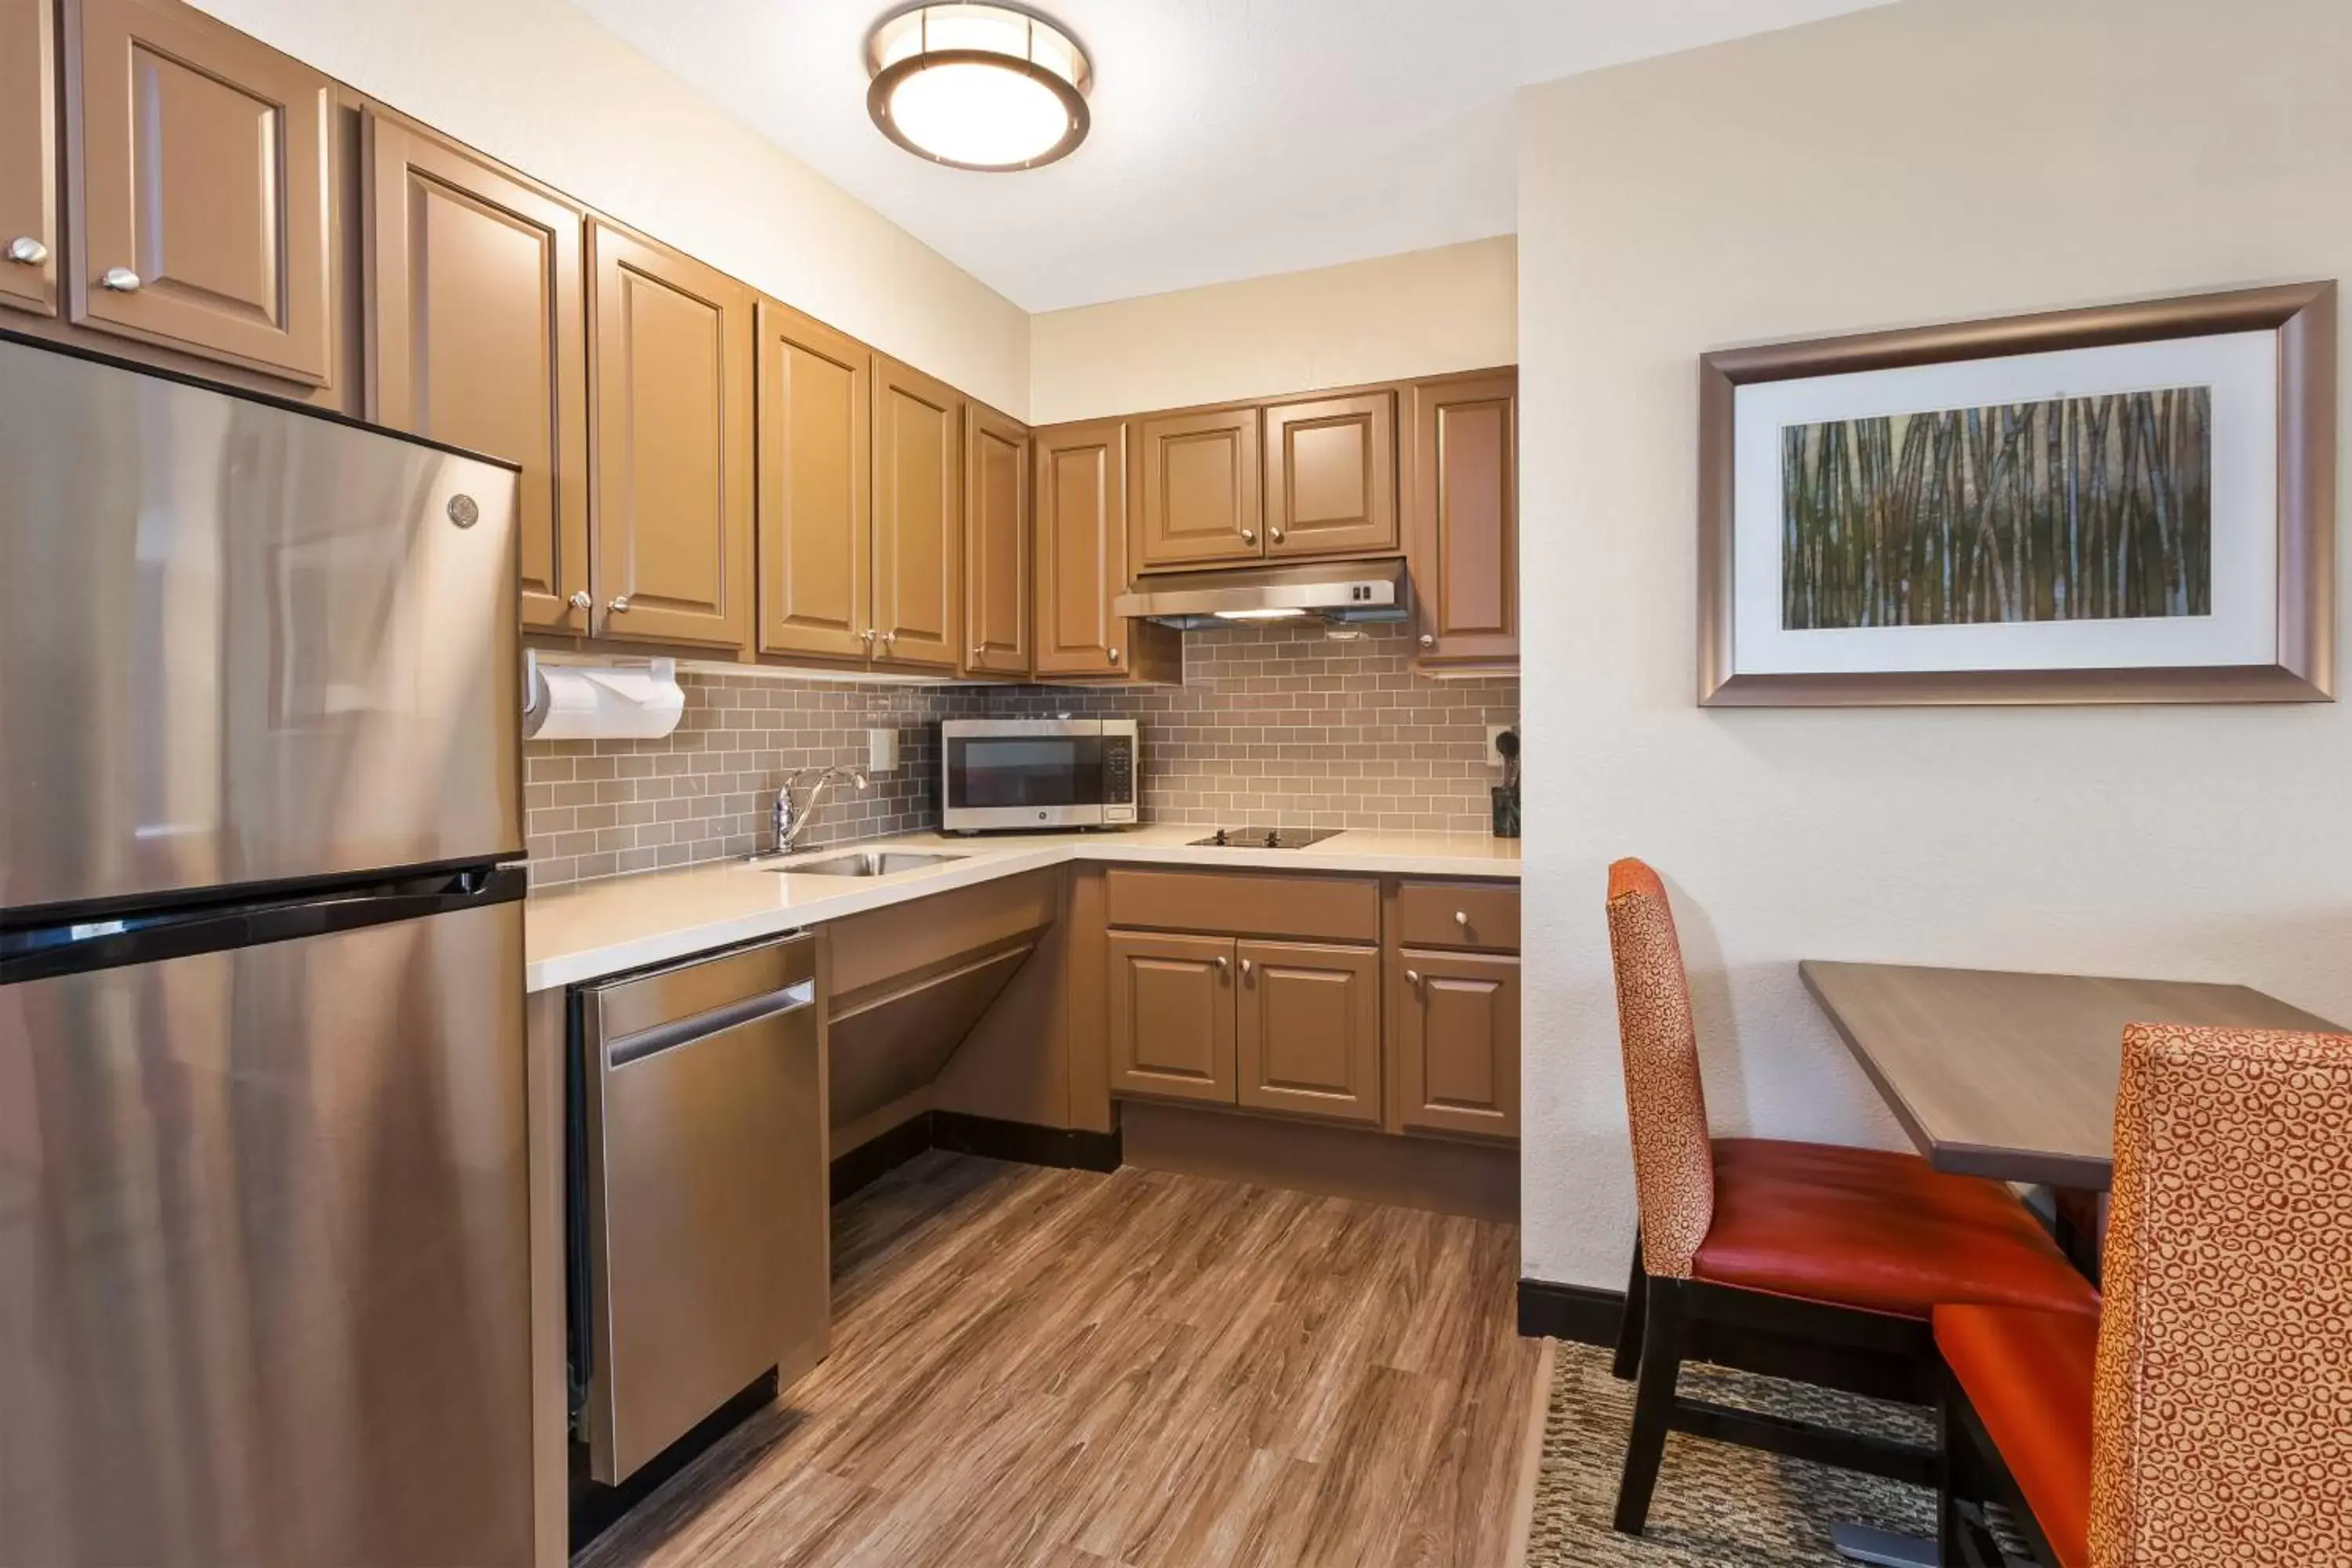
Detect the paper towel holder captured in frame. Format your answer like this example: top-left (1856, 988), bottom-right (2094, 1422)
top-left (523, 650), bottom-right (678, 717)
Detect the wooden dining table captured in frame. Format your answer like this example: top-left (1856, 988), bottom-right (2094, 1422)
top-left (1800, 960), bottom-right (2341, 1568)
top-left (1799, 959), bottom-right (2342, 1191)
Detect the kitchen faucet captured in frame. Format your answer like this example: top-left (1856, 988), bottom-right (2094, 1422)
top-left (771, 764), bottom-right (869, 855)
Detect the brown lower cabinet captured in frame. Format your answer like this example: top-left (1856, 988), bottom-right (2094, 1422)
top-left (1106, 931), bottom-right (1236, 1105)
top-left (586, 219), bottom-right (754, 649)
top-left (1236, 940), bottom-right (1381, 1126)
top-left (1394, 949), bottom-right (1520, 1140)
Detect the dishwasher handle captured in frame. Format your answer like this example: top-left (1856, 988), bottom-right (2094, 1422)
top-left (606, 979), bottom-right (815, 1069)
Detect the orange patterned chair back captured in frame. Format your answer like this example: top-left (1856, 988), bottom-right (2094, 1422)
top-left (2089, 1022), bottom-right (2352, 1566)
top-left (1604, 859), bottom-right (1715, 1279)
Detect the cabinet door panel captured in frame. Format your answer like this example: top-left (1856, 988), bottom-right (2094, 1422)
top-left (755, 299), bottom-right (870, 661)
top-left (1107, 931), bottom-right (1235, 1105)
top-left (871, 355), bottom-right (961, 670)
top-left (0, 0), bottom-right (57, 317)
top-left (964, 403), bottom-right (1029, 676)
top-left (67, 0), bottom-right (332, 382)
top-left (1397, 951), bottom-right (1519, 1140)
top-left (588, 221), bottom-right (752, 649)
top-left (1265, 390), bottom-right (1396, 558)
top-left (1134, 406), bottom-right (1261, 568)
top-left (365, 113), bottom-right (587, 633)
top-left (1236, 941), bottom-right (1381, 1126)
top-left (1409, 372), bottom-right (1518, 666)
top-left (1033, 419), bottom-right (1129, 677)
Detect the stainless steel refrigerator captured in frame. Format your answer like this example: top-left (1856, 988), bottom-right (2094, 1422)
top-left (0, 334), bottom-right (535, 1566)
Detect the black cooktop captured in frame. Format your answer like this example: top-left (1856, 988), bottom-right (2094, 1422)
top-left (1187, 827), bottom-right (1342, 850)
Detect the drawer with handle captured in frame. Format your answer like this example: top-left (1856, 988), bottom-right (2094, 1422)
top-left (1395, 880), bottom-right (1519, 953)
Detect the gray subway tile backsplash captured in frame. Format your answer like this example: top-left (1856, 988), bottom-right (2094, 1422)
top-left (524, 620), bottom-right (1519, 889)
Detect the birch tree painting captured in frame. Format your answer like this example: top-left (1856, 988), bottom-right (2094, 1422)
top-left (1780, 387), bottom-right (2212, 630)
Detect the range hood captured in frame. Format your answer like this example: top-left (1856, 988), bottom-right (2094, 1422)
top-left (1112, 559), bottom-right (1408, 630)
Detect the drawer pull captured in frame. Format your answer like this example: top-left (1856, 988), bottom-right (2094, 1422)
top-left (1454, 909), bottom-right (1469, 927)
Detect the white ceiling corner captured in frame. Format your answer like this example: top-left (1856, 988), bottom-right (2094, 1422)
top-left (564, 0), bottom-right (1893, 312)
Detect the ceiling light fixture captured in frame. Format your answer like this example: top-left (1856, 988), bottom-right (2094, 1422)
top-left (866, 3), bottom-right (1091, 172)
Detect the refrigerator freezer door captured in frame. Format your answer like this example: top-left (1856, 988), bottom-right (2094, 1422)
top-left (0, 895), bottom-right (532, 1566)
top-left (0, 337), bottom-right (521, 915)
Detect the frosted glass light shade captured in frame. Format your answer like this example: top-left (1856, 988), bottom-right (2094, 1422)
top-left (866, 4), bottom-right (1091, 171)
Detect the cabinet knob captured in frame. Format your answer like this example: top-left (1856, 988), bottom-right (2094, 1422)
top-left (606, 594), bottom-right (631, 613)
top-left (1454, 909), bottom-right (1470, 927)
top-left (1240, 958), bottom-right (1254, 978)
top-left (1405, 969), bottom-right (1422, 986)
top-left (1269, 527), bottom-right (1285, 543)
top-left (99, 267), bottom-right (141, 292)
top-left (971, 643), bottom-right (985, 658)
top-left (568, 590), bottom-right (592, 612)
top-left (5, 236), bottom-right (47, 267)
top-left (859, 629), bottom-right (877, 644)
top-left (1418, 633), bottom-right (1436, 648)
top-left (1240, 528), bottom-right (1258, 545)
top-left (1107, 647), bottom-right (1121, 663)
top-left (1214, 955), bottom-right (1229, 973)
top-left (880, 630), bottom-right (896, 648)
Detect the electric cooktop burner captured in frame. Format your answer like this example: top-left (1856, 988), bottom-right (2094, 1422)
top-left (1187, 827), bottom-right (1341, 850)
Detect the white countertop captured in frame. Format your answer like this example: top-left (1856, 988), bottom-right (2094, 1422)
top-left (524, 825), bottom-right (1521, 993)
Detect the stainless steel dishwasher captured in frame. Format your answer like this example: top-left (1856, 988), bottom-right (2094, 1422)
top-left (570, 934), bottom-right (827, 1485)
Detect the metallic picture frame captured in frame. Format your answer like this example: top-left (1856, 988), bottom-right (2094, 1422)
top-left (1697, 281), bottom-right (2336, 706)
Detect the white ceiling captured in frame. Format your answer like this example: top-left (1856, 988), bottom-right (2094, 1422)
top-left (566, 0), bottom-right (1889, 313)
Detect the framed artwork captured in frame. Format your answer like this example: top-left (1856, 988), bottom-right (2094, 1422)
top-left (1697, 282), bottom-right (2335, 706)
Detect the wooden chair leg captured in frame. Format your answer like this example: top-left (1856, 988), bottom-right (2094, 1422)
top-left (1612, 1275), bottom-right (1688, 1537)
top-left (1611, 1233), bottom-right (1646, 1381)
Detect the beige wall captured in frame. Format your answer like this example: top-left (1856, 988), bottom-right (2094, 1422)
top-left (1516, 0), bottom-right (2352, 1288)
top-left (191, 0), bottom-right (1032, 418)
top-left (1029, 237), bottom-right (1516, 424)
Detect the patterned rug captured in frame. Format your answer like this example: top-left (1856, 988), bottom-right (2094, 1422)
top-left (1524, 1341), bottom-right (1940, 1566)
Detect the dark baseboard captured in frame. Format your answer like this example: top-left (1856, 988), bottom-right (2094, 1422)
top-left (1518, 1276), bottom-right (1628, 1347)
top-left (568, 1368), bottom-right (777, 1552)
top-left (829, 1111), bottom-right (937, 1202)
top-left (829, 1110), bottom-right (1123, 1204)
top-left (934, 1109), bottom-right (1123, 1172)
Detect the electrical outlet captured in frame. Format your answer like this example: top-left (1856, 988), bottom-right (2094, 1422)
top-left (1486, 724), bottom-right (1518, 771)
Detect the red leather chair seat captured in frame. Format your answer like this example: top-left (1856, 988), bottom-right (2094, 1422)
top-left (1693, 1138), bottom-right (2099, 1319)
top-left (1934, 1305), bottom-right (2098, 1568)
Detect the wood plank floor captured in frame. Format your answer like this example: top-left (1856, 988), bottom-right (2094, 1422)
top-left (577, 1151), bottom-right (1541, 1568)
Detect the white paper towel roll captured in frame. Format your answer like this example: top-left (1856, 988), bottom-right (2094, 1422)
top-left (524, 662), bottom-right (684, 742)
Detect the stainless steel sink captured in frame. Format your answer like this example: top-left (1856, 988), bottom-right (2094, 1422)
top-left (763, 850), bottom-right (965, 878)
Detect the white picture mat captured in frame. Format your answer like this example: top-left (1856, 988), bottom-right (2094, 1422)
top-left (1731, 330), bottom-right (2279, 675)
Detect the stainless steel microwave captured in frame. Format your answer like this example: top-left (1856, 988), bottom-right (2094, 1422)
top-left (941, 718), bottom-right (1138, 832)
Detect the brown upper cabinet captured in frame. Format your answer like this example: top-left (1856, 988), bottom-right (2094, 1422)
top-left (1408, 371), bottom-right (1519, 668)
top-left (364, 111), bottom-right (589, 633)
top-left (1033, 419), bottom-right (1131, 677)
top-left (754, 299), bottom-right (872, 662)
top-left (1133, 405), bottom-right (1261, 570)
top-left (0, 0), bottom-right (58, 318)
top-left (869, 355), bottom-right (962, 671)
top-left (587, 220), bottom-right (753, 650)
top-left (1263, 390), bottom-right (1398, 559)
top-left (64, 0), bottom-right (333, 383)
top-left (964, 402), bottom-right (1030, 677)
